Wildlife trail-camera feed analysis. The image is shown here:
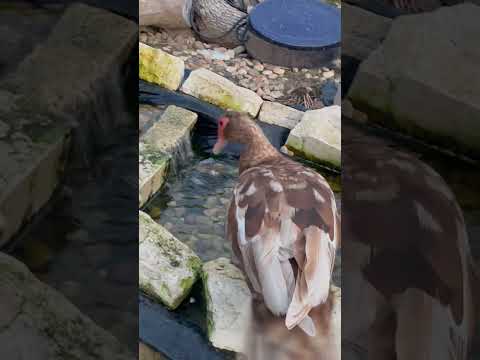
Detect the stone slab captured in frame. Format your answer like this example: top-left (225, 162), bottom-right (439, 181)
top-left (348, 4), bottom-right (480, 157)
top-left (286, 105), bottom-right (341, 168)
top-left (139, 43), bottom-right (185, 91)
top-left (139, 211), bottom-right (202, 309)
top-left (181, 68), bottom-right (263, 117)
top-left (202, 258), bottom-right (252, 353)
top-left (258, 101), bottom-right (304, 129)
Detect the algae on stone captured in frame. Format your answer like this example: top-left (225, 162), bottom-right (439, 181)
top-left (139, 211), bottom-right (202, 309)
top-left (181, 68), bottom-right (263, 117)
top-left (202, 257), bottom-right (251, 353)
top-left (139, 43), bottom-right (185, 91)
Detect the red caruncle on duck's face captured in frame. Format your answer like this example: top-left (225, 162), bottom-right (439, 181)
top-left (212, 116), bottom-right (230, 154)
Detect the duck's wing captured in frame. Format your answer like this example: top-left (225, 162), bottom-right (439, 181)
top-left (228, 165), bottom-right (340, 336)
top-left (283, 169), bottom-right (339, 333)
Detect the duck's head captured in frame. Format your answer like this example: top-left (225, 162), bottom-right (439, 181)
top-left (212, 111), bottom-right (260, 155)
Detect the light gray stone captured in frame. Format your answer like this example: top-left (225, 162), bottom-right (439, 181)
top-left (258, 101), bottom-right (304, 129)
top-left (139, 43), bottom-right (185, 90)
top-left (202, 258), bottom-right (252, 353)
top-left (342, 3), bottom-right (391, 61)
top-left (139, 211), bottom-right (202, 309)
top-left (348, 4), bottom-right (480, 156)
top-left (139, 143), bottom-right (170, 208)
top-left (139, 106), bottom-right (197, 207)
top-left (0, 253), bottom-right (134, 360)
top-left (286, 105), bottom-right (341, 168)
top-left (141, 105), bottom-right (197, 155)
top-left (181, 68), bottom-right (263, 117)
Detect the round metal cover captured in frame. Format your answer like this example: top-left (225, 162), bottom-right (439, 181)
top-left (248, 0), bottom-right (340, 49)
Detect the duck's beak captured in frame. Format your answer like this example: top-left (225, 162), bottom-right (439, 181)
top-left (212, 138), bottom-right (225, 154)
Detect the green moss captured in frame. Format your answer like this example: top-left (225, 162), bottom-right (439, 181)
top-left (198, 89), bottom-right (243, 113)
top-left (139, 46), bottom-right (182, 89)
top-left (286, 144), bottom-right (341, 171)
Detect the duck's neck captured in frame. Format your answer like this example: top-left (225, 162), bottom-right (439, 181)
top-left (239, 131), bottom-right (279, 174)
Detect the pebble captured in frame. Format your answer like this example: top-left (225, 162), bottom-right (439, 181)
top-left (273, 67), bottom-right (285, 75)
top-left (237, 68), bottom-right (248, 76)
top-left (233, 45), bottom-right (246, 55)
top-left (262, 70), bottom-right (273, 76)
top-left (305, 73), bottom-right (312, 79)
top-left (271, 91), bottom-right (283, 99)
top-left (293, 67), bottom-right (299, 72)
top-left (323, 70), bottom-right (335, 79)
top-left (254, 64), bottom-right (265, 71)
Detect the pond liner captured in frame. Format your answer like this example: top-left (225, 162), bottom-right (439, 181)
top-left (139, 80), bottom-right (290, 158)
top-left (140, 294), bottom-right (230, 360)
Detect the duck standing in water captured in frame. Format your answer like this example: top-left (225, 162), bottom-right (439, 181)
top-left (213, 111), bottom-right (340, 337)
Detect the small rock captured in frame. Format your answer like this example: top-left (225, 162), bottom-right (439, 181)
top-left (267, 73), bottom-right (278, 80)
top-left (226, 66), bottom-right (236, 73)
top-left (272, 67), bottom-right (285, 75)
top-left (237, 68), bottom-right (248, 76)
top-left (305, 73), bottom-right (312, 79)
top-left (233, 45), bottom-right (246, 55)
top-left (262, 70), bottom-right (273, 76)
top-left (293, 67), bottom-right (299, 72)
top-left (323, 70), bottom-right (335, 79)
top-left (254, 63), bottom-right (264, 71)
top-left (194, 41), bottom-right (205, 49)
top-left (271, 91), bottom-right (283, 99)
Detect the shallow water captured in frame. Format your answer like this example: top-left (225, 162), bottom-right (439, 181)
top-left (144, 151), bottom-right (342, 287)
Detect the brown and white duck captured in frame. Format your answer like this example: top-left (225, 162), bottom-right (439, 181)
top-left (213, 111), bottom-right (340, 337)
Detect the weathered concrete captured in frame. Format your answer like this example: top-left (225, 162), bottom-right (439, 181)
top-left (139, 43), bottom-right (185, 90)
top-left (0, 3), bottom-right (137, 247)
top-left (141, 105), bottom-right (197, 155)
top-left (342, 3), bottom-right (391, 61)
top-left (348, 4), bottom-right (480, 157)
top-left (139, 211), bottom-right (202, 309)
top-left (286, 105), bottom-right (341, 168)
top-left (139, 106), bottom-right (197, 207)
top-left (139, 142), bottom-right (170, 208)
top-left (0, 253), bottom-right (134, 360)
top-left (181, 68), bottom-right (263, 117)
top-left (202, 258), bottom-right (252, 353)
top-left (258, 101), bottom-right (304, 129)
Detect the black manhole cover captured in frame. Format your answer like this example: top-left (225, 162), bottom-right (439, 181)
top-left (245, 0), bottom-right (340, 68)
